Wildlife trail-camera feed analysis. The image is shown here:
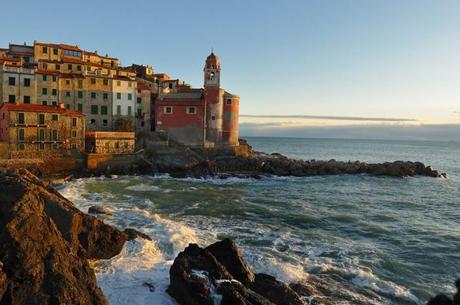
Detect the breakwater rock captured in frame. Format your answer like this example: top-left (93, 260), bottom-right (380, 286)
top-left (0, 169), bottom-right (128, 305)
top-left (146, 146), bottom-right (446, 179)
top-left (426, 279), bottom-right (460, 305)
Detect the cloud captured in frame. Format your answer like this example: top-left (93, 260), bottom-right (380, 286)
top-left (240, 114), bottom-right (418, 122)
top-left (240, 123), bottom-right (460, 142)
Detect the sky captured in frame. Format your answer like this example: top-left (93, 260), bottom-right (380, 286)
top-left (1, 0), bottom-right (460, 140)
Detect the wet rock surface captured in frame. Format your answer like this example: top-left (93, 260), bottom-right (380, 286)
top-left (123, 228), bottom-right (153, 241)
top-left (0, 169), bottom-right (127, 305)
top-left (168, 238), bottom-right (308, 305)
top-left (88, 205), bottom-right (113, 216)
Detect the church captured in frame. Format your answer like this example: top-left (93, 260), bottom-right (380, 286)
top-left (155, 52), bottom-right (240, 147)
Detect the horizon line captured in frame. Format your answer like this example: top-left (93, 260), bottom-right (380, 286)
top-left (240, 114), bottom-right (418, 122)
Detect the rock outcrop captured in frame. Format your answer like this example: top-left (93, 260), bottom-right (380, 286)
top-left (146, 145), bottom-right (446, 179)
top-left (167, 238), bottom-right (308, 305)
top-left (0, 169), bottom-right (127, 305)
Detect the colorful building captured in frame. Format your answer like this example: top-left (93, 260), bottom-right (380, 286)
top-left (155, 52), bottom-right (239, 147)
top-left (0, 103), bottom-right (85, 158)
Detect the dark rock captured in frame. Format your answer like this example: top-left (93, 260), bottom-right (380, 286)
top-left (142, 282), bottom-right (155, 292)
top-left (88, 205), bottom-right (113, 216)
top-left (124, 228), bottom-right (152, 241)
top-left (0, 170), bottom-right (108, 305)
top-left (251, 273), bottom-right (305, 305)
top-left (167, 243), bottom-right (232, 305)
top-left (218, 280), bottom-right (275, 305)
top-left (206, 238), bottom-right (255, 285)
top-left (427, 295), bottom-right (453, 305)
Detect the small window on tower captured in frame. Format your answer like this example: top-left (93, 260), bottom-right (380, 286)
top-left (226, 99), bottom-right (232, 105)
top-left (209, 72), bottom-right (215, 80)
top-left (164, 106), bottom-right (173, 114)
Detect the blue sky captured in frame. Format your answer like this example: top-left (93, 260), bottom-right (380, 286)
top-left (1, 0), bottom-right (460, 140)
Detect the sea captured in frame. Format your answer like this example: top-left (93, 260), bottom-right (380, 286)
top-left (59, 137), bottom-right (460, 305)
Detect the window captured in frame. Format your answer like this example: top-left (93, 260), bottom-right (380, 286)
top-left (67, 64), bottom-right (72, 70)
top-left (71, 130), bottom-right (77, 138)
top-left (90, 119), bottom-right (96, 124)
top-left (77, 104), bottom-right (83, 112)
top-left (39, 129), bottom-right (45, 141)
top-left (18, 113), bottom-right (25, 124)
top-left (91, 78), bottom-right (96, 84)
top-left (103, 79), bottom-right (108, 85)
top-left (65, 79), bottom-right (70, 85)
top-left (56, 64), bottom-right (60, 70)
top-left (24, 96), bottom-right (30, 104)
top-left (8, 77), bottom-right (15, 86)
top-left (77, 65), bottom-right (81, 71)
top-left (42, 75), bottom-right (47, 81)
top-left (66, 104), bottom-right (70, 109)
top-left (105, 142), bottom-right (109, 150)
top-left (137, 109), bottom-right (142, 117)
top-left (53, 76), bottom-right (57, 82)
top-left (43, 63), bottom-right (48, 69)
top-left (103, 119), bottom-right (108, 126)
top-left (186, 106), bottom-right (196, 114)
top-left (52, 114), bottom-right (58, 121)
top-left (91, 92), bottom-right (97, 99)
top-left (117, 81), bottom-right (121, 86)
top-left (103, 93), bottom-right (108, 100)
top-left (168, 83), bottom-right (173, 89)
top-left (78, 80), bottom-right (83, 89)
top-left (38, 114), bottom-right (45, 125)
top-left (91, 105), bottom-right (98, 114)
top-left (128, 94), bottom-right (132, 100)
top-left (66, 91), bottom-right (71, 97)
top-left (24, 57), bottom-right (30, 63)
top-left (52, 101), bottom-right (57, 106)
top-left (226, 99), bottom-right (232, 105)
top-left (42, 88), bottom-right (47, 95)
top-left (115, 142), bottom-right (120, 149)
top-left (19, 143), bottom-right (25, 151)
top-left (137, 97), bottom-right (142, 104)
top-left (164, 106), bottom-right (172, 114)
top-left (8, 95), bottom-right (15, 103)
top-left (52, 89), bottom-right (57, 96)
top-left (71, 143), bottom-right (77, 150)
top-left (72, 117), bottom-right (77, 127)
top-left (42, 46), bottom-right (47, 54)
top-left (24, 78), bottom-right (31, 87)
top-left (116, 93), bottom-right (121, 100)
top-left (42, 101), bottom-right (47, 105)
top-left (78, 91), bottom-right (83, 99)
top-left (53, 48), bottom-right (58, 55)
top-left (101, 106), bottom-right (108, 115)
top-left (18, 129), bottom-right (25, 141)
top-left (51, 129), bottom-right (58, 141)
top-left (117, 105), bottom-right (121, 115)
top-left (128, 106), bottom-right (132, 116)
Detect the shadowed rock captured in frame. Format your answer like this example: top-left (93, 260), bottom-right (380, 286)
top-left (124, 228), bottom-right (152, 241)
top-left (88, 205), bottom-right (113, 216)
top-left (167, 239), bottom-right (308, 305)
top-left (0, 170), bottom-right (110, 305)
top-left (426, 279), bottom-right (460, 305)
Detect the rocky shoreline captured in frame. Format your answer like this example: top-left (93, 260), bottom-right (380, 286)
top-left (0, 169), bottom-right (456, 305)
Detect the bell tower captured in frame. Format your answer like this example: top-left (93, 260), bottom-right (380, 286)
top-left (204, 51), bottom-right (223, 146)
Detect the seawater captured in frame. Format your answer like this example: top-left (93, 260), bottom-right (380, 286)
top-left (59, 137), bottom-right (460, 305)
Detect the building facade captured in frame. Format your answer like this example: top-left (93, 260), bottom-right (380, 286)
top-left (0, 103), bottom-right (85, 158)
top-left (155, 52), bottom-right (239, 147)
top-left (85, 131), bottom-right (135, 154)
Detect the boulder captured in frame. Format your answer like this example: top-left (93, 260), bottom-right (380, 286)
top-left (0, 170), bottom-right (108, 305)
top-left (206, 238), bottom-right (255, 285)
top-left (123, 228), bottom-right (152, 241)
top-left (251, 273), bottom-right (305, 305)
top-left (167, 240), bottom-right (307, 305)
top-left (88, 205), bottom-right (113, 216)
top-left (427, 295), bottom-right (453, 305)
top-left (167, 243), bottom-right (232, 305)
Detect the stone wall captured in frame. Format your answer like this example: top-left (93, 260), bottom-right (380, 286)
top-left (86, 153), bottom-right (139, 171)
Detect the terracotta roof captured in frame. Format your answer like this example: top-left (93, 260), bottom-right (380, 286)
top-left (0, 103), bottom-right (84, 116)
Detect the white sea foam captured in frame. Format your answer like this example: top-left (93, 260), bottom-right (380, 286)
top-left (125, 183), bottom-right (161, 192)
